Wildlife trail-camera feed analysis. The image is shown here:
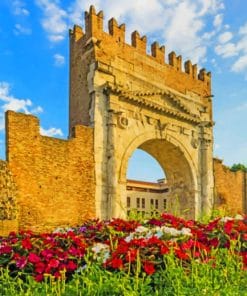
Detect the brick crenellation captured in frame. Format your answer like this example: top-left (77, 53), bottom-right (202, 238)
top-left (69, 5), bottom-right (211, 89)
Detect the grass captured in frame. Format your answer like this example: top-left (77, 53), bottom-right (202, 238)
top-left (0, 247), bottom-right (246, 296)
top-left (0, 210), bottom-right (247, 295)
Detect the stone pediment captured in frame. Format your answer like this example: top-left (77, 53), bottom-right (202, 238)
top-left (106, 85), bottom-right (201, 124)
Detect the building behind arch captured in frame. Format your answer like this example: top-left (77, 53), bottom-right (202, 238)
top-left (0, 6), bottom-right (246, 235)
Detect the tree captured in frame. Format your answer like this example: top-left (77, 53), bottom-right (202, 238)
top-left (230, 163), bottom-right (247, 172)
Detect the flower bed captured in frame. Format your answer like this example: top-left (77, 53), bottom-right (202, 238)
top-left (0, 213), bottom-right (247, 284)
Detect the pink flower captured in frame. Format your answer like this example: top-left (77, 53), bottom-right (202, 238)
top-left (16, 256), bottom-right (27, 269)
top-left (28, 253), bottom-right (41, 264)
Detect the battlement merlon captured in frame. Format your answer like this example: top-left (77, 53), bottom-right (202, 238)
top-left (69, 5), bottom-right (212, 97)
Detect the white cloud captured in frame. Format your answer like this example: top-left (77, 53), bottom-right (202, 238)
top-left (231, 55), bottom-right (247, 73)
top-left (0, 82), bottom-right (43, 130)
top-left (239, 23), bottom-right (247, 35)
top-left (34, 0), bottom-right (225, 65)
top-left (218, 31), bottom-right (232, 44)
top-left (214, 21), bottom-right (247, 75)
top-left (54, 53), bottom-right (65, 66)
top-left (213, 13), bottom-right (223, 29)
top-left (35, 0), bottom-right (68, 42)
top-left (12, 0), bottom-right (30, 16)
top-left (31, 106), bottom-right (43, 114)
top-left (215, 43), bottom-right (238, 58)
top-left (40, 127), bottom-right (63, 137)
top-left (14, 24), bottom-right (32, 35)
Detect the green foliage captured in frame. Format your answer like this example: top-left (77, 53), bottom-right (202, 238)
top-left (230, 163), bottom-right (247, 173)
top-left (1, 248), bottom-right (247, 295)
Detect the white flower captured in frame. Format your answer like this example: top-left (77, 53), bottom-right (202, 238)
top-left (125, 233), bottom-right (134, 242)
top-left (235, 214), bottom-right (244, 220)
top-left (91, 243), bottom-right (109, 254)
top-left (220, 217), bottom-right (233, 223)
top-left (180, 227), bottom-right (192, 236)
top-left (135, 226), bottom-right (149, 233)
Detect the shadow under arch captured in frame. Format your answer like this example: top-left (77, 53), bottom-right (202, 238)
top-left (119, 131), bottom-right (199, 218)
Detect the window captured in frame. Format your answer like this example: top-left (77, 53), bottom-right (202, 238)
top-left (142, 198), bottom-right (145, 209)
top-left (150, 199), bottom-right (154, 207)
top-left (127, 196), bottom-right (131, 208)
top-left (136, 198), bottom-right (140, 208)
top-left (155, 199), bottom-right (159, 209)
top-left (163, 199), bottom-right (167, 210)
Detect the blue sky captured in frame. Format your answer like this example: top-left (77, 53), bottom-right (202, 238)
top-left (0, 0), bottom-right (246, 182)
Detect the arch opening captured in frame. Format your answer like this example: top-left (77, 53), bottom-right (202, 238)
top-left (126, 149), bottom-right (168, 216)
top-left (121, 137), bottom-right (197, 218)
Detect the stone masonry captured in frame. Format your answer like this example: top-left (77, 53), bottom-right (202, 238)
top-left (214, 158), bottom-right (247, 214)
top-left (0, 6), bottom-right (246, 235)
top-left (69, 6), bottom-right (214, 220)
top-left (4, 111), bottom-right (95, 233)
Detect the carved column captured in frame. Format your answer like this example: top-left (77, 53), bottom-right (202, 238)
top-left (198, 122), bottom-right (214, 216)
top-left (199, 121), bottom-right (214, 215)
top-left (106, 108), bottom-right (118, 218)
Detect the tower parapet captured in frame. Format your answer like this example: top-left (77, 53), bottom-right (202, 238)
top-left (108, 18), bottom-right (125, 43)
top-left (69, 5), bottom-right (212, 108)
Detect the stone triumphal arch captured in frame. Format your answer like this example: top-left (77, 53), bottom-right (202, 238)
top-left (69, 6), bottom-right (214, 220)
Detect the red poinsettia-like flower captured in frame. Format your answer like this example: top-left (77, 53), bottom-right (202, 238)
top-left (66, 260), bottom-right (77, 271)
top-left (224, 220), bottom-right (234, 235)
top-left (0, 245), bottom-right (12, 255)
top-left (110, 257), bottom-right (123, 269)
top-left (48, 258), bottom-right (60, 269)
top-left (35, 261), bottom-right (45, 274)
top-left (143, 261), bottom-right (155, 275)
top-left (21, 238), bottom-right (32, 250)
top-left (28, 253), bottom-right (41, 264)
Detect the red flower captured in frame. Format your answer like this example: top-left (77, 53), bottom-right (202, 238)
top-left (143, 262), bottom-right (155, 275)
top-left (160, 244), bottom-right (169, 255)
top-left (34, 274), bottom-right (44, 282)
top-left (175, 248), bottom-right (190, 260)
top-left (48, 258), bottom-right (59, 269)
top-left (111, 257), bottom-right (123, 269)
top-left (28, 253), bottom-right (41, 264)
top-left (21, 238), bottom-right (32, 250)
top-left (35, 262), bottom-right (45, 274)
top-left (126, 249), bottom-right (137, 262)
top-left (41, 249), bottom-right (53, 259)
top-left (0, 245), bottom-right (12, 255)
top-left (224, 220), bottom-right (234, 235)
top-left (67, 260), bottom-right (77, 271)
top-left (209, 238), bottom-right (220, 248)
top-left (54, 271), bottom-right (61, 279)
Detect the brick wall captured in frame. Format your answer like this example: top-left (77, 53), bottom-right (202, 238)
top-left (0, 160), bottom-right (18, 235)
top-left (5, 111), bottom-right (95, 233)
top-left (214, 158), bottom-right (247, 214)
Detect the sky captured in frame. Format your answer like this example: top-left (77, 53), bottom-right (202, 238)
top-left (0, 0), bottom-right (246, 182)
